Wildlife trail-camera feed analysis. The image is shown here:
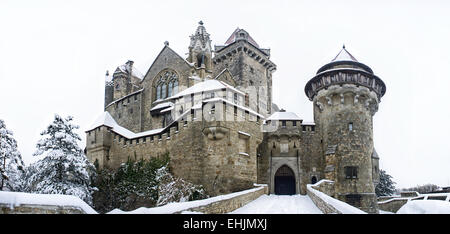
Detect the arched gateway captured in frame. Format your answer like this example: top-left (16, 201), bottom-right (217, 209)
top-left (274, 165), bottom-right (296, 195)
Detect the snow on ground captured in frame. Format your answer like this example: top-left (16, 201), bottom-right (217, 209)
top-left (397, 200), bottom-right (450, 214)
top-left (229, 194), bottom-right (323, 214)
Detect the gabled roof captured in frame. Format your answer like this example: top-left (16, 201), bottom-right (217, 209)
top-left (225, 28), bottom-right (260, 48)
top-left (141, 45), bottom-right (194, 82)
top-left (86, 111), bottom-right (164, 138)
top-left (267, 111), bottom-right (302, 121)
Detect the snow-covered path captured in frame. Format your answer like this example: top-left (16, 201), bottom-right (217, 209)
top-left (229, 194), bottom-right (323, 214)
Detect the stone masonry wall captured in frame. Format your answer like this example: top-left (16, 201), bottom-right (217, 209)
top-left (1, 204), bottom-right (87, 214)
top-left (87, 103), bottom-right (263, 197)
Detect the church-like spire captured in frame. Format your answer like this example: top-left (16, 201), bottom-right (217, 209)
top-left (188, 21), bottom-right (213, 74)
top-left (189, 20), bottom-right (211, 50)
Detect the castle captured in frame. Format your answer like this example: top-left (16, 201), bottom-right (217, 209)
top-left (85, 21), bottom-right (386, 213)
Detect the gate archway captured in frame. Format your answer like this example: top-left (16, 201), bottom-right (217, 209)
top-left (274, 165), bottom-right (296, 195)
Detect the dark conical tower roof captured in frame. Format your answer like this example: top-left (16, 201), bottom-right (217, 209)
top-left (316, 45), bottom-right (374, 74)
top-left (332, 45), bottom-right (358, 62)
top-left (305, 46), bottom-right (386, 101)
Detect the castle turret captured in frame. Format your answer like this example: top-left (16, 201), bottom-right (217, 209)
top-left (112, 60), bottom-right (143, 101)
top-left (104, 70), bottom-right (113, 109)
top-left (187, 21), bottom-right (212, 80)
top-left (213, 28), bottom-right (276, 117)
top-left (304, 46), bottom-right (386, 213)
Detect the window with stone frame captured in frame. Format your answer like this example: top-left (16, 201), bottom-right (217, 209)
top-left (345, 166), bottom-right (358, 179)
top-left (155, 70), bottom-right (179, 100)
top-left (238, 132), bottom-right (250, 156)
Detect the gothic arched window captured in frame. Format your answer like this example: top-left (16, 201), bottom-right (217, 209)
top-left (154, 70), bottom-right (179, 100)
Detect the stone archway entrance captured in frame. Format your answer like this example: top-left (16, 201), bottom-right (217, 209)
top-left (274, 165), bottom-right (296, 195)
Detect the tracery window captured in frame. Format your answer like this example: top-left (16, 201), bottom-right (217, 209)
top-left (155, 70), bottom-right (179, 100)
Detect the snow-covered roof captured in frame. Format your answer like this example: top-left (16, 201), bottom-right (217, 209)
top-left (87, 111), bottom-right (117, 131)
top-left (115, 62), bottom-right (144, 79)
top-left (150, 102), bottom-right (174, 112)
top-left (332, 46), bottom-right (358, 62)
top-left (267, 111), bottom-right (302, 121)
top-left (167, 79), bottom-right (245, 100)
top-left (86, 111), bottom-right (164, 138)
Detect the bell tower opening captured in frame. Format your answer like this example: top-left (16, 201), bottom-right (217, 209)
top-left (274, 165), bottom-right (296, 195)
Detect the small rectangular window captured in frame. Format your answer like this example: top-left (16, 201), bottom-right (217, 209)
top-left (293, 121), bottom-right (297, 126)
top-left (282, 120), bottom-right (286, 127)
top-left (349, 122), bottom-right (353, 131)
top-left (345, 166), bottom-right (358, 179)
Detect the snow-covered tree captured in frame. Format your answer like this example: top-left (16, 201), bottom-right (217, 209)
top-left (0, 119), bottom-right (25, 191)
top-left (24, 114), bottom-right (97, 205)
top-left (156, 164), bottom-right (207, 206)
top-left (375, 169), bottom-right (396, 197)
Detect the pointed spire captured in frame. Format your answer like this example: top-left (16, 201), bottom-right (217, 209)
top-left (332, 45), bottom-right (357, 62)
top-left (189, 20), bottom-right (210, 49)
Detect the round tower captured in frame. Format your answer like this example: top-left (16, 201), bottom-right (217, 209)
top-left (304, 46), bottom-right (386, 213)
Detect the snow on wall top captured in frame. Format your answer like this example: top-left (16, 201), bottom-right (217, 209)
top-left (0, 191), bottom-right (98, 214)
top-left (267, 111), bottom-right (302, 121)
top-left (107, 186), bottom-right (266, 214)
top-left (307, 180), bottom-right (367, 214)
top-left (167, 79), bottom-right (245, 100)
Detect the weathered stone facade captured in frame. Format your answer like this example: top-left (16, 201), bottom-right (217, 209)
top-left (86, 22), bottom-right (385, 213)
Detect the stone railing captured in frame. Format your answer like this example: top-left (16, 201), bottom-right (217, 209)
top-left (0, 191), bottom-right (98, 214)
top-left (307, 180), bottom-right (366, 214)
top-left (109, 184), bottom-right (268, 214)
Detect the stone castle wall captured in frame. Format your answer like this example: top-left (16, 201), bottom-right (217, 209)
top-left (87, 103), bottom-right (263, 196)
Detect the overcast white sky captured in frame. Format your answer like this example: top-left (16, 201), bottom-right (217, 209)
top-left (1, 0), bottom-right (449, 189)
